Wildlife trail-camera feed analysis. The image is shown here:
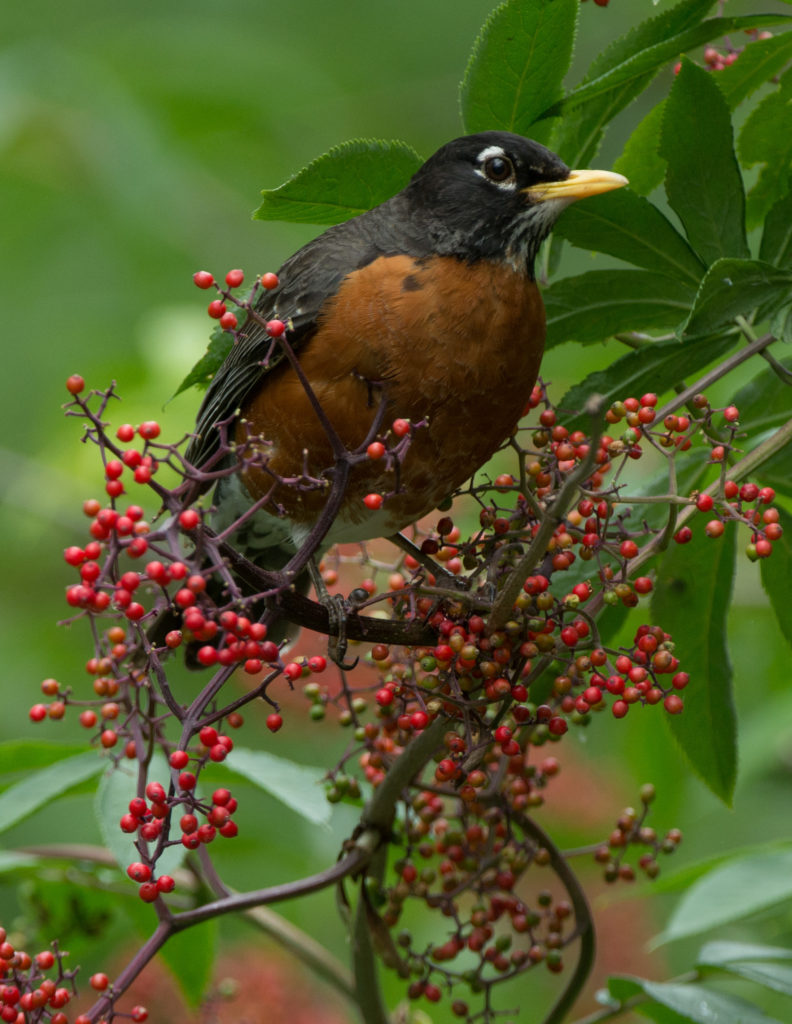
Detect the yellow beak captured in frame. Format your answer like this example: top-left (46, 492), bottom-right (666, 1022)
top-left (522, 168), bottom-right (628, 204)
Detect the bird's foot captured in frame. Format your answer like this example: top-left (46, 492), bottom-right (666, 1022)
top-left (307, 560), bottom-right (359, 669)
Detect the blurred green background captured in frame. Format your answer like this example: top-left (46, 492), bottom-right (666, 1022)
top-left (2, 1), bottom-right (791, 1021)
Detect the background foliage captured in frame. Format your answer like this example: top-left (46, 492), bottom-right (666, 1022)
top-left (2, 0), bottom-right (792, 1021)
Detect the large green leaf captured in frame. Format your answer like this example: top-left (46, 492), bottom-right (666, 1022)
top-left (254, 139), bottom-right (422, 225)
top-left (700, 942), bottom-right (792, 966)
top-left (661, 60), bottom-right (748, 266)
top-left (539, 13), bottom-right (792, 120)
top-left (651, 527), bottom-right (737, 804)
top-left (759, 182), bottom-right (792, 270)
top-left (759, 506), bottom-right (792, 653)
top-left (553, 0), bottom-right (713, 170)
top-left (655, 848), bottom-right (792, 945)
top-left (558, 335), bottom-right (734, 435)
top-left (95, 753), bottom-right (186, 878)
top-left (459, 0), bottom-right (578, 144)
top-left (0, 739), bottom-right (87, 777)
top-left (160, 920), bottom-right (218, 1006)
top-left (682, 258), bottom-right (792, 338)
top-left (611, 31), bottom-right (792, 201)
top-left (739, 65), bottom-right (792, 228)
top-left (612, 101), bottom-right (666, 197)
top-left (716, 29), bottom-right (792, 109)
top-left (732, 358), bottom-right (792, 433)
top-left (544, 270), bottom-right (693, 348)
top-left (641, 981), bottom-right (783, 1023)
top-left (225, 747), bottom-right (331, 826)
top-left (0, 750), bottom-right (102, 834)
top-left (555, 189), bottom-right (705, 286)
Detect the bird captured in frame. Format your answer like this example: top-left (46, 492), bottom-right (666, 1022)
top-left (185, 131), bottom-right (627, 581)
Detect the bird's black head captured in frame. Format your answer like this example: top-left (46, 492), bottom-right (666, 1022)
top-left (403, 131), bottom-right (627, 276)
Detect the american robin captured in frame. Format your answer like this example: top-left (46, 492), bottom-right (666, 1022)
top-left (186, 131), bottom-right (626, 573)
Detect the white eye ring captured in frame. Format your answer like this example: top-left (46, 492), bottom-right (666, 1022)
top-left (475, 146), bottom-right (517, 189)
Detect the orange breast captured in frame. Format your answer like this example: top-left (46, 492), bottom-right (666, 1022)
top-left (237, 254), bottom-right (545, 538)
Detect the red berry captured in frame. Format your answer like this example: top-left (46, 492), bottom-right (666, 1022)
top-left (266, 713), bottom-right (283, 733)
top-left (664, 694), bottom-right (684, 715)
top-left (225, 269), bottom-right (244, 288)
top-left (138, 421), bottom-right (161, 440)
top-left (363, 493), bottom-right (384, 510)
top-left (66, 374), bottom-right (85, 394)
top-left (89, 974), bottom-right (109, 991)
top-left (156, 876), bottom-right (175, 893)
top-left (367, 442), bottom-right (386, 459)
top-left (723, 405), bottom-right (739, 422)
top-left (392, 418), bottom-right (410, 437)
top-left (219, 311), bottom-right (238, 330)
top-left (261, 272), bottom-right (279, 289)
top-left (266, 319), bottom-right (285, 337)
top-left (705, 520), bottom-right (725, 538)
top-left (138, 882), bottom-right (159, 902)
top-left (179, 509), bottom-right (200, 529)
top-left (169, 750), bottom-right (190, 769)
top-left (208, 299), bottom-right (226, 319)
top-left (178, 771), bottom-right (196, 791)
top-left (126, 862), bottom-right (152, 883)
top-left (193, 271), bottom-right (214, 289)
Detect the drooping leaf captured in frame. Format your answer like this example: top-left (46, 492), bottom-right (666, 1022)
top-left (554, 0), bottom-right (715, 169)
top-left (661, 60), bottom-right (748, 266)
top-left (254, 139), bottom-right (423, 225)
top-left (539, 13), bottom-right (792, 120)
top-left (559, 335), bottom-right (734, 435)
top-left (555, 189), bottom-right (705, 286)
top-left (651, 527), bottom-right (737, 804)
top-left (759, 180), bottom-right (792, 270)
top-left (641, 980), bottom-right (783, 1024)
top-left (739, 65), bottom-right (792, 228)
top-left (759, 506), bottom-right (792, 653)
top-left (544, 270), bottom-right (693, 348)
top-left (225, 747), bottom-right (331, 826)
top-left (460, 0), bottom-right (578, 144)
top-left (654, 847), bottom-right (792, 945)
top-left (612, 101), bottom-right (667, 197)
top-left (0, 751), bottom-right (103, 835)
top-left (160, 921), bottom-right (218, 1006)
top-left (173, 324), bottom-right (235, 398)
top-left (682, 258), bottom-right (792, 338)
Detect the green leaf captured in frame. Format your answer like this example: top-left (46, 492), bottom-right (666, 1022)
top-left (771, 302), bottom-right (792, 343)
top-left (555, 0), bottom-right (715, 170)
top-left (254, 139), bottom-right (423, 225)
top-left (173, 324), bottom-right (235, 398)
top-left (160, 920), bottom-right (217, 1006)
top-left (95, 754), bottom-right (186, 878)
top-left (682, 258), bottom-right (792, 338)
top-left (759, 506), bottom-right (792, 653)
top-left (759, 181), bottom-right (792, 270)
top-left (555, 189), bottom-right (706, 286)
top-left (655, 848), bottom-right (792, 945)
top-left (613, 101), bottom-right (667, 196)
top-left (544, 270), bottom-right (693, 348)
top-left (661, 59), bottom-right (747, 266)
top-left (716, 961), bottom-right (792, 998)
top-left (539, 13), bottom-right (792, 120)
top-left (641, 980), bottom-right (783, 1023)
top-left (651, 527), bottom-right (737, 804)
top-left (459, 0), bottom-right (578, 144)
top-left (0, 740), bottom-right (87, 777)
top-left (225, 747), bottom-right (331, 826)
top-left (617, 32), bottom-right (792, 200)
top-left (559, 335), bottom-right (734, 435)
top-left (739, 66), bottom-right (792, 228)
top-left (732, 359), bottom-right (792, 434)
top-left (716, 29), bottom-right (792, 109)
top-left (699, 941), bottom-right (792, 966)
top-left (0, 751), bottom-right (102, 834)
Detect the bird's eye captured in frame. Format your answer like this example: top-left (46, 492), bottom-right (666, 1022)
top-left (482, 155), bottom-right (515, 183)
